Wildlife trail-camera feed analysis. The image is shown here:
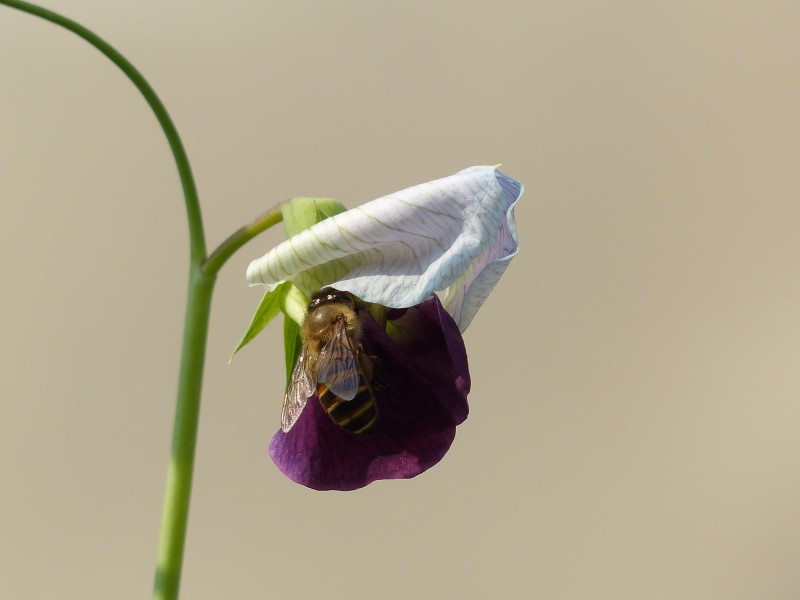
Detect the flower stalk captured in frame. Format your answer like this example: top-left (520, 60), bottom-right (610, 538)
top-left (0, 2), bottom-right (283, 598)
top-left (154, 266), bottom-right (215, 599)
top-left (0, 0), bottom-right (206, 265)
top-left (204, 203), bottom-right (284, 274)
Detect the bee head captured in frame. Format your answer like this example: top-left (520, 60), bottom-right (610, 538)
top-left (305, 288), bottom-right (358, 338)
top-left (308, 288), bottom-right (354, 310)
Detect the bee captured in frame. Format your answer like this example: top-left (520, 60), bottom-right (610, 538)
top-left (281, 288), bottom-right (378, 434)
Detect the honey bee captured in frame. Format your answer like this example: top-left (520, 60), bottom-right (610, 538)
top-left (281, 288), bottom-right (378, 434)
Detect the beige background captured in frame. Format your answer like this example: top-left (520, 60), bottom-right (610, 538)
top-left (2, 1), bottom-right (800, 598)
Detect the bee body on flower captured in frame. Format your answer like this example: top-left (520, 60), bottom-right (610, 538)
top-left (282, 289), bottom-right (378, 434)
top-left (317, 378), bottom-right (377, 435)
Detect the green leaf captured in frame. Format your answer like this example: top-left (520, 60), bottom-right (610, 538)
top-left (232, 281), bottom-right (293, 357)
top-left (282, 197), bottom-right (347, 237)
top-left (231, 280), bottom-right (310, 363)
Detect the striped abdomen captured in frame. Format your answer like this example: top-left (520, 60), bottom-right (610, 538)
top-left (318, 382), bottom-right (377, 434)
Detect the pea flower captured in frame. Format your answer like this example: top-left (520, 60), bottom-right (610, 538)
top-left (246, 166), bottom-right (522, 490)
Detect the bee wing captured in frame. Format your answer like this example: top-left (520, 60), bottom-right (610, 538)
top-left (281, 349), bottom-right (315, 432)
top-left (316, 320), bottom-right (360, 401)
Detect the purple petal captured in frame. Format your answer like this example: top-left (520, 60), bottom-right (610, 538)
top-left (269, 295), bottom-right (470, 491)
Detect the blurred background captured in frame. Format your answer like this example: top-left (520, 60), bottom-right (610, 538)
top-left (2, 1), bottom-right (800, 598)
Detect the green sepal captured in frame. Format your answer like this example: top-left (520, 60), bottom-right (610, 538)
top-left (235, 198), bottom-right (344, 366)
top-left (283, 314), bottom-right (302, 386)
top-left (281, 283), bottom-right (309, 328)
top-left (232, 281), bottom-right (309, 358)
top-left (281, 197), bottom-right (347, 237)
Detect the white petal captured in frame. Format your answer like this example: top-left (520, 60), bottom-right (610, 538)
top-left (438, 172), bottom-right (521, 330)
top-left (247, 166), bottom-right (523, 328)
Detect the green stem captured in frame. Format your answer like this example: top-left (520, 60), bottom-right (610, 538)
top-left (203, 202), bottom-right (284, 275)
top-left (1, 0), bottom-right (206, 264)
top-left (154, 267), bottom-right (215, 599)
top-left (2, 2), bottom-right (284, 599)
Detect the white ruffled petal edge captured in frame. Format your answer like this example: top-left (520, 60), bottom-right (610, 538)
top-left (437, 172), bottom-right (521, 330)
top-left (246, 165), bottom-right (522, 331)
